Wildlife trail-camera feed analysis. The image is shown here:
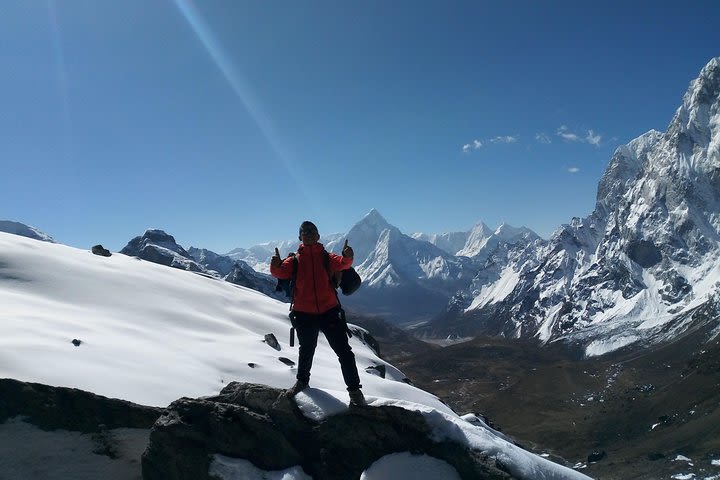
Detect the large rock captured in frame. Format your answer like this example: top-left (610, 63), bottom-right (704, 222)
top-left (141, 382), bottom-right (514, 480)
top-left (0, 378), bottom-right (161, 433)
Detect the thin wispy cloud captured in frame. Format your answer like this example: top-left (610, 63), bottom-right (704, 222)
top-left (557, 125), bottom-right (602, 146)
top-left (568, 167), bottom-right (580, 173)
top-left (535, 133), bottom-right (552, 144)
top-left (462, 139), bottom-right (483, 153)
top-left (490, 135), bottom-right (517, 144)
top-left (586, 130), bottom-right (602, 146)
top-left (557, 125), bottom-right (581, 142)
top-left (462, 135), bottom-right (515, 153)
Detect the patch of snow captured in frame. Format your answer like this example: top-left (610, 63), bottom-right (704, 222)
top-left (359, 452), bottom-right (461, 480)
top-left (466, 265), bottom-right (520, 311)
top-left (210, 455), bottom-right (312, 480)
top-left (585, 335), bottom-right (639, 357)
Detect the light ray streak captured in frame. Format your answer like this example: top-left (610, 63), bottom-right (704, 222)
top-left (172, 0), bottom-right (312, 207)
top-left (47, 0), bottom-right (74, 162)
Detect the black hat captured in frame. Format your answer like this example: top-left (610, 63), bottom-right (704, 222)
top-left (299, 221), bottom-right (318, 236)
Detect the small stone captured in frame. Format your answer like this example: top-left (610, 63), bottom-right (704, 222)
top-left (264, 334), bottom-right (281, 351)
top-left (72, 339), bottom-right (82, 347)
top-left (588, 450), bottom-right (607, 463)
top-left (365, 365), bottom-right (386, 378)
top-left (278, 357), bottom-right (295, 367)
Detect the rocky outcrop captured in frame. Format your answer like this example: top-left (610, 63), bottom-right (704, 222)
top-left (141, 382), bottom-right (514, 480)
top-left (0, 378), bottom-right (161, 433)
top-left (91, 244), bottom-right (112, 257)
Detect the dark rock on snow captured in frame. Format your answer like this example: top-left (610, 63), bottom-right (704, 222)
top-left (91, 244), bottom-right (112, 257)
top-left (277, 357), bottom-right (296, 367)
top-left (264, 333), bottom-right (281, 351)
top-left (141, 382), bottom-right (514, 480)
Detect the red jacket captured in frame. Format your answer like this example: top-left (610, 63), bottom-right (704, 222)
top-left (270, 243), bottom-right (353, 314)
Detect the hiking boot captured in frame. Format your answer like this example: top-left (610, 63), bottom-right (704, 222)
top-left (348, 389), bottom-right (366, 406)
top-left (286, 380), bottom-right (309, 397)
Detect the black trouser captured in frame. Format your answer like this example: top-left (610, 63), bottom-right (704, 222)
top-left (292, 307), bottom-right (361, 391)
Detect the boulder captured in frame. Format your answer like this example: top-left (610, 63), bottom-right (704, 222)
top-left (91, 244), bottom-right (112, 257)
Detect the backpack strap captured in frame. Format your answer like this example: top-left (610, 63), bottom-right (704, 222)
top-left (288, 254), bottom-right (299, 346)
top-left (288, 254), bottom-right (298, 311)
top-left (322, 250), bottom-right (343, 289)
top-left (323, 251), bottom-right (352, 339)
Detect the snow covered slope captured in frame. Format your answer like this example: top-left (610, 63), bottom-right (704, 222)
top-left (0, 232), bottom-right (588, 480)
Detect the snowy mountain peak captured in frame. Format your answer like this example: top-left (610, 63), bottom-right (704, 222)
top-left (595, 129), bottom-right (665, 221)
top-left (668, 56), bottom-right (720, 149)
top-left (455, 222), bottom-right (493, 257)
top-left (346, 209), bottom-right (400, 264)
top-left (694, 56), bottom-right (720, 96)
top-left (494, 223), bottom-right (531, 240)
top-left (0, 220), bottom-right (55, 243)
top-left (361, 208), bottom-right (392, 229)
top-left (122, 229), bottom-right (187, 257)
top-left (456, 222), bottom-right (538, 259)
top-left (410, 231), bottom-right (469, 256)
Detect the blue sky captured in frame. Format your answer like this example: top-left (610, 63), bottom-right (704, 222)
top-left (1, 1), bottom-right (719, 253)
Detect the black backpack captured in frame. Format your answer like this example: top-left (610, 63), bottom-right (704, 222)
top-left (338, 267), bottom-right (362, 295)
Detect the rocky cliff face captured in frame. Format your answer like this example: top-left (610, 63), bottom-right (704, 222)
top-left (428, 58), bottom-right (720, 355)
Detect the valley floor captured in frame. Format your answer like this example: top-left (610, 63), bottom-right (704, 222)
top-left (388, 329), bottom-right (720, 480)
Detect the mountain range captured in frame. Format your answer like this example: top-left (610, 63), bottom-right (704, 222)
top-left (3, 57), bottom-right (719, 361)
top-left (424, 56), bottom-right (720, 357)
top-left (225, 208), bottom-right (541, 324)
top-left (226, 57), bottom-right (720, 358)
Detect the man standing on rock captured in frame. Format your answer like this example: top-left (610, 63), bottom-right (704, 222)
top-left (270, 221), bottom-right (366, 406)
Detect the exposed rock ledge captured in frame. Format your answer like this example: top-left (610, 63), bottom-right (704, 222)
top-left (141, 382), bottom-right (514, 480)
top-left (0, 378), bottom-right (162, 432)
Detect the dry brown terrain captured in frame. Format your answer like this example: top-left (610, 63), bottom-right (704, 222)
top-left (352, 314), bottom-right (720, 480)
